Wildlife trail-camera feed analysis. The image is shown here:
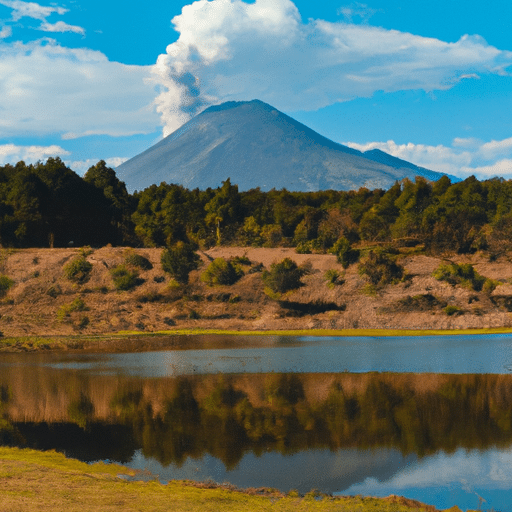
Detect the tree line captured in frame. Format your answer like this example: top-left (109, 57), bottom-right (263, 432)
top-left (2, 157), bottom-right (512, 257)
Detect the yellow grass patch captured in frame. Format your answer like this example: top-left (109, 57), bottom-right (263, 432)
top-left (117, 327), bottom-right (512, 337)
top-left (0, 447), bottom-right (443, 512)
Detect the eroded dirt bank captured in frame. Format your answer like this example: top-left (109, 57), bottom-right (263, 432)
top-left (0, 245), bottom-right (511, 339)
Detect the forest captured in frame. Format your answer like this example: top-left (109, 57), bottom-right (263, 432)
top-left (2, 157), bottom-right (512, 258)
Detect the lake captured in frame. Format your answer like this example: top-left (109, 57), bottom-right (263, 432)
top-left (1, 333), bottom-right (512, 511)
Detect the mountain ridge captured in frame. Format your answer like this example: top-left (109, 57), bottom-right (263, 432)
top-left (116, 99), bottom-right (455, 192)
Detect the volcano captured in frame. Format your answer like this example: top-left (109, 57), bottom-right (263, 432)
top-left (116, 99), bottom-right (451, 192)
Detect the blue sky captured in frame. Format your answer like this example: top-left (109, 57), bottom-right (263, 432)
top-left (1, 0), bottom-right (512, 180)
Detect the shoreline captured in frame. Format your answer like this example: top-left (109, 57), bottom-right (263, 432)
top-left (1, 326), bottom-right (512, 352)
top-left (0, 447), bottom-right (446, 511)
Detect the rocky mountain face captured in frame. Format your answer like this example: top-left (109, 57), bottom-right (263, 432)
top-left (116, 99), bottom-right (452, 192)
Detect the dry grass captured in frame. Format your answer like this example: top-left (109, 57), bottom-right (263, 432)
top-left (0, 447), bottom-right (441, 512)
top-left (0, 246), bottom-right (512, 338)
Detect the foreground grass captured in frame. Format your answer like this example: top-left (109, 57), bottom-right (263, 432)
top-left (0, 447), bottom-right (447, 512)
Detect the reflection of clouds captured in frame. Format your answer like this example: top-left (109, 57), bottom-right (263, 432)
top-left (343, 448), bottom-right (512, 495)
top-left (489, 451), bottom-right (512, 483)
top-left (127, 448), bottom-right (411, 494)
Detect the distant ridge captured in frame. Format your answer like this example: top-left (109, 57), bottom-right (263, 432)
top-left (116, 99), bottom-right (455, 192)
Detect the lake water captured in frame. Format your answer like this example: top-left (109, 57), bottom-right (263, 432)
top-left (2, 333), bottom-right (512, 511)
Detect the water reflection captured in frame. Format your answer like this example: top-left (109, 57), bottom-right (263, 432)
top-left (2, 369), bottom-right (512, 465)
top-left (2, 335), bottom-right (512, 510)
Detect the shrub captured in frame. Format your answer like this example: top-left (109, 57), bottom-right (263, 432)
top-left (361, 283), bottom-right (377, 296)
top-left (444, 305), bottom-right (463, 316)
top-left (358, 250), bottom-right (404, 287)
top-left (324, 269), bottom-right (343, 289)
top-left (77, 316), bottom-right (90, 330)
top-left (231, 255), bottom-right (251, 266)
top-left (262, 258), bottom-right (307, 294)
top-left (201, 258), bottom-right (244, 286)
top-left (63, 256), bottom-right (92, 284)
top-left (432, 263), bottom-right (487, 292)
top-left (482, 278), bottom-right (500, 294)
top-left (79, 246), bottom-right (93, 257)
top-left (0, 275), bottom-right (14, 297)
top-left (46, 284), bottom-right (62, 298)
top-left (161, 243), bottom-right (200, 284)
top-left (57, 297), bottom-right (88, 321)
top-left (261, 224), bottom-right (283, 247)
top-left (136, 291), bottom-right (163, 303)
top-left (110, 265), bottom-right (139, 291)
top-left (295, 241), bottom-right (312, 254)
top-left (124, 252), bottom-right (153, 270)
top-left (330, 237), bottom-right (360, 269)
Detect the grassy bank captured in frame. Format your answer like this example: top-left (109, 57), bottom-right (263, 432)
top-left (0, 447), bottom-right (447, 512)
top-left (1, 326), bottom-right (512, 352)
top-left (120, 327), bottom-right (512, 337)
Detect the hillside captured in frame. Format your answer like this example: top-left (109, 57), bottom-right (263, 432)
top-left (115, 100), bottom-right (451, 192)
top-left (0, 245), bottom-right (511, 340)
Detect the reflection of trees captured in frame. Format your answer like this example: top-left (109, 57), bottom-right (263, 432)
top-left (3, 372), bottom-right (512, 467)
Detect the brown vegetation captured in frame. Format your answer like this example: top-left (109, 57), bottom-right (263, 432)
top-left (0, 245), bottom-right (512, 337)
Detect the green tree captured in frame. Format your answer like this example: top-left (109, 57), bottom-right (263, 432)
top-left (84, 160), bottom-right (135, 244)
top-left (161, 242), bottom-right (201, 284)
top-left (331, 237), bottom-right (360, 268)
top-left (204, 178), bottom-right (242, 245)
top-left (262, 258), bottom-right (307, 294)
top-left (359, 182), bottom-right (401, 241)
top-left (391, 177), bottom-right (432, 240)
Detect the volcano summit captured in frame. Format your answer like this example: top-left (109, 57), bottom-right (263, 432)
top-left (116, 100), bottom-right (450, 192)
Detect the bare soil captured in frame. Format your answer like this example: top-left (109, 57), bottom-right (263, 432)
top-left (0, 245), bottom-right (511, 338)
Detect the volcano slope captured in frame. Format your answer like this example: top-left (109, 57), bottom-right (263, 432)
top-left (116, 99), bottom-right (449, 193)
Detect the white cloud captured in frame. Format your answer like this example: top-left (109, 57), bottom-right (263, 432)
top-left (337, 2), bottom-right (379, 24)
top-left (0, 1), bottom-right (85, 35)
top-left (0, 39), bottom-right (159, 138)
top-left (106, 156), bottom-right (129, 168)
top-left (452, 137), bottom-right (481, 149)
top-left (152, 0), bottom-right (512, 136)
top-left (345, 140), bottom-right (474, 175)
top-left (0, 142), bottom-right (69, 163)
top-left (39, 21), bottom-right (85, 35)
top-left (478, 137), bottom-right (512, 159)
top-left (0, 147), bottom-right (129, 174)
top-left (0, 26), bottom-right (12, 38)
top-left (466, 159), bottom-right (512, 178)
top-left (344, 136), bottom-right (512, 180)
top-left (66, 157), bottom-right (129, 175)
top-left (0, 0), bottom-right (66, 21)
